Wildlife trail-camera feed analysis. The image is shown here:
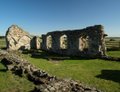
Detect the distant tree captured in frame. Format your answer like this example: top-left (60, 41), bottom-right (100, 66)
top-left (0, 36), bottom-right (5, 39)
top-left (109, 38), bottom-right (115, 41)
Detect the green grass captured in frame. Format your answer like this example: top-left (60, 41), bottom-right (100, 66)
top-left (23, 51), bottom-right (120, 92)
top-left (1, 53), bottom-right (120, 92)
top-left (107, 51), bottom-right (120, 57)
top-left (105, 37), bottom-right (120, 50)
top-left (0, 38), bottom-right (6, 48)
top-left (0, 63), bottom-right (35, 92)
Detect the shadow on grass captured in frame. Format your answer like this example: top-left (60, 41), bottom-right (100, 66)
top-left (0, 68), bottom-right (7, 72)
top-left (0, 47), bottom-right (7, 50)
top-left (96, 70), bottom-right (120, 83)
top-left (22, 50), bottom-right (95, 61)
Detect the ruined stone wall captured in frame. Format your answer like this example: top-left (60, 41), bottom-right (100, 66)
top-left (31, 36), bottom-right (41, 50)
top-left (6, 25), bottom-right (32, 50)
top-left (6, 25), bottom-right (41, 50)
top-left (41, 25), bottom-right (107, 57)
top-left (6, 25), bottom-right (107, 57)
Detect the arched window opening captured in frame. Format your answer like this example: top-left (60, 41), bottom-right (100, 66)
top-left (60, 34), bottom-right (68, 49)
top-left (79, 35), bottom-right (89, 51)
top-left (46, 35), bottom-right (52, 49)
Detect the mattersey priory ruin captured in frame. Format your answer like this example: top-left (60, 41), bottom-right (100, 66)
top-left (6, 25), bottom-right (107, 57)
top-left (6, 25), bottom-right (41, 50)
top-left (3, 25), bottom-right (106, 92)
top-left (41, 25), bottom-right (107, 57)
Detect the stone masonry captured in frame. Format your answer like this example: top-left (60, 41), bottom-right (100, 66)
top-left (6, 25), bottom-right (41, 50)
top-left (6, 25), bottom-right (32, 50)
top-left (0, 50), bottom-right (101, 92)
top-left (5, 25), bottom-right (107, 58)
top-left (41, 25), bottom-right (107, 57)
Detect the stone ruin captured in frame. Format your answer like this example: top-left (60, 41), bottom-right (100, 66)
top-left (2, 25), bottom-right (119, 91)
top-left (41, 25), bottom-right (107, 58)
top-left (0, 50), bottom-right (101, 92)
top-left (5, 25), bottom-right (107, 58)
top-left (6, 25), bottom-right (41, 50)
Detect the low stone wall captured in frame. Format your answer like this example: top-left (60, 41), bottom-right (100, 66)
top-left (100, 56), bottom-right (120, 62)
top-left (0, 50), bottom-right (101, 92)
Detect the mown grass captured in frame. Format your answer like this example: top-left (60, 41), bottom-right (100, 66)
top-left (0, 38), bottom-right (6, 49)
top-left (0, 62), bottom-right (35, 92)
top-left (23, 51), bottom-right (120, 92)
top-left (107, 51), bottom-right (120, 57)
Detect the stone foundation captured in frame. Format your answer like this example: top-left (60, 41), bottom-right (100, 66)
top-left (0, 50), bottom-right (101, 92)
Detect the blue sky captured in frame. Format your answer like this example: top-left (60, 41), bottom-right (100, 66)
top-left (0, 0), bottom-right (120, 37)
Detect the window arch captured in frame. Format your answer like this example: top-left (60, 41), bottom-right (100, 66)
top-left (46, 35), bottom-right (52, 49)
top-left (79, 35), bottom-right (89, 51)
top-left (60, 34), bottom-right (68, 49)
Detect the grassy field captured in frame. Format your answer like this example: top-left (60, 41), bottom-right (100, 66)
top-left (0, 52), bottom-right (120, 92)
top-left (0, 38), bottom-right (6, 48)
top-left (107, 51), bottom-right (120, 57)
top-left (105, 37), bottom-right (120, 50)
top-left (0, 61), bottom-right (35, 92)
top-left (23, 51), bottom-right (120, 92)
top-left (0, 37), bottom-right (120, 92)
